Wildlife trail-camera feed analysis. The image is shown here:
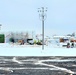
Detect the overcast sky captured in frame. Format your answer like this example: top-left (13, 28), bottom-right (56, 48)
top-left (0, 0), bottom-right (76, 36)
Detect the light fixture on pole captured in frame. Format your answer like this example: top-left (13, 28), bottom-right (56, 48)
top-left (38, 7), bottom-right (47, 50)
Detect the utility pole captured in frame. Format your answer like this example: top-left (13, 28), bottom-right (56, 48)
top-left (38, 7), bottom-right (47, 50)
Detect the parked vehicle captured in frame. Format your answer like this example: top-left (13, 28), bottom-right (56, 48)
top-left (27, 39), bottom-right (34, 45)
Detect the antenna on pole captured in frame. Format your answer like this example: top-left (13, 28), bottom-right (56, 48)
top-left (38, 7), bottom-right (47, 50)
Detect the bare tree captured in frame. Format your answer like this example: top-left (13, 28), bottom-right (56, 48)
top-left (25, 32), bottom-right (29, 39)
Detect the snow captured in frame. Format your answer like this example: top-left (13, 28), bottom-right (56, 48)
top-left (0, 43), bottom-right (76, 56)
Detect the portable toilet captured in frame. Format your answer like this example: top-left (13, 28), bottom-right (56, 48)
top-left (0, 34), bottom-right (5, 43)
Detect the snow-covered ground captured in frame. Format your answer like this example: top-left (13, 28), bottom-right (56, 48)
top-left (0, 43), bottom-right (76, 56)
